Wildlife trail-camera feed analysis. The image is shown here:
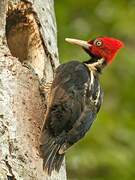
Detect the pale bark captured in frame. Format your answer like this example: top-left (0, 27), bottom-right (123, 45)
top-left (0, 0), bottom-right (66, 179)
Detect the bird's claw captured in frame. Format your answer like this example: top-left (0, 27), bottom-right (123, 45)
top-left (22, 61), bottom-right (38, 77)
top-left (39, 80), bottom-right (52, 101)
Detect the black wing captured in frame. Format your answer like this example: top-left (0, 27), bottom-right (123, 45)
top-left (41, 61), bottom-right (102, 147)
top-left (39, 61), bottom-right (103, 174)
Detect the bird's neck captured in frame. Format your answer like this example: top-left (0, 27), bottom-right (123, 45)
top-left (83, 57), bottom-right (107, 74)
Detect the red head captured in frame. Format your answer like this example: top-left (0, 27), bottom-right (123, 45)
top-left (65, 37), bottom-right (124, 63)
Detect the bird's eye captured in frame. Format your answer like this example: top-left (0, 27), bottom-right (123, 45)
top-left (94, 39), bottom-right (103, 47)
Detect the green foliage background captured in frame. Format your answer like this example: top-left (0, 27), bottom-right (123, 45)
top-left (55, 1), bottom-right (135, 179)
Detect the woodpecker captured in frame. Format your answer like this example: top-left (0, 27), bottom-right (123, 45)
top-left (39, 37), bottom-right (124, 175)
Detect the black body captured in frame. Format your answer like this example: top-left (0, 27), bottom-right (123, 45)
top-left (39, 61), bottom-right (103, 175)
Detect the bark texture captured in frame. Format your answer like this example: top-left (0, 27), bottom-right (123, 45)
top-left (0, 0), bottom-right (66, 179)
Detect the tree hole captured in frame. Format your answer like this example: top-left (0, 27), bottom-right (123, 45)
top-left (6, 1), bottom-right (45, 79)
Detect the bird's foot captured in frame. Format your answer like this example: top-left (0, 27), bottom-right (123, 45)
top-left (22, 61), bottom-right (38, 77)
top-left (39, 79), bottom-right (52, 98)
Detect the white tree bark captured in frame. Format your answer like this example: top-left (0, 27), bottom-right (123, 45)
top-left (0, 0), bottom-right (66, 179)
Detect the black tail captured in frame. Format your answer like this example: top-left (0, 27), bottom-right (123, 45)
top-left (39, 136), bottom-right (64, 175)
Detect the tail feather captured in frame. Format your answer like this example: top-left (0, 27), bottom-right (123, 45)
top-left (43, 144), bottom-right (57, 168)
top-left (39, 136), bottom-right (64, 175)
top-left (54, 154), bottom-right (64, 172)
top-left (47, 144), bottom-right (60, 175)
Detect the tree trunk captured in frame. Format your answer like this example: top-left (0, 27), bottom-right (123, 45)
top-left (0, 0), bottom-right (66, 179)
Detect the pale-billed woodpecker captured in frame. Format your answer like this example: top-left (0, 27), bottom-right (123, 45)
top-left (39, 36), bottom-right (124, 175)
